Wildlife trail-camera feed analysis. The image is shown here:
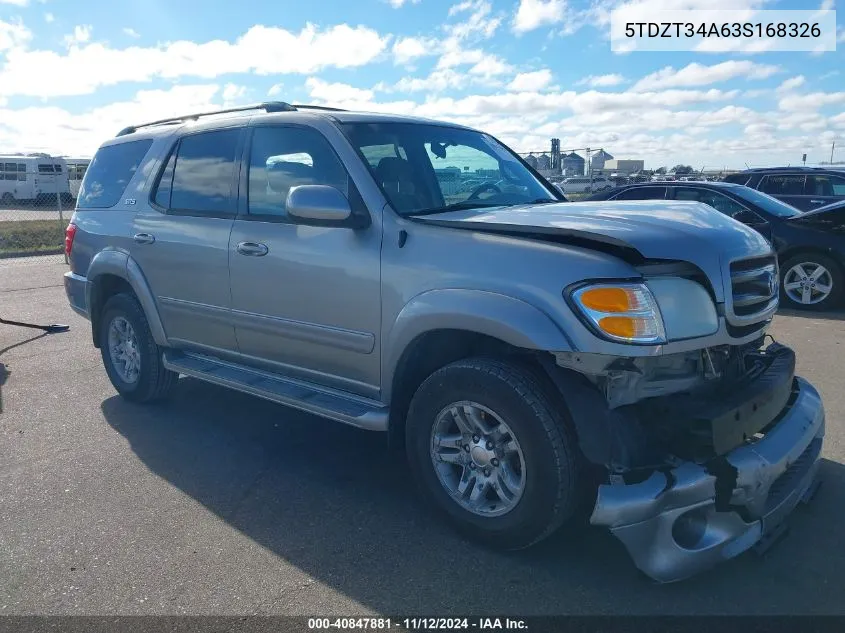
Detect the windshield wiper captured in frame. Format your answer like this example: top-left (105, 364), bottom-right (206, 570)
top-left (409, 201), bottom-right (505, 216)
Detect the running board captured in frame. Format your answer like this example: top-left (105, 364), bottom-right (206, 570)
top-left (162, 350), bottom-right (389, 432)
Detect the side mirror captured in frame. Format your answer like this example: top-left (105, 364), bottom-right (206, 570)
top-left (286, 185), bottom-right (352, 223)
top-left (732, 209), bottom-right (764, 225)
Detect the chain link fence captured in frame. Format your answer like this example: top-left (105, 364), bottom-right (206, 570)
top-left (0, 157), bottom-right (84, 265)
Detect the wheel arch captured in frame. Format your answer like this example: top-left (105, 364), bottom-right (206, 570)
top-left (87, 250), bottom-right (167, 348)
top-left (384, 289), bottom-right (575, 450)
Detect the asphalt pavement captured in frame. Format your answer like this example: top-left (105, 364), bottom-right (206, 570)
top-left (1, 255), bottom-right (844, 615)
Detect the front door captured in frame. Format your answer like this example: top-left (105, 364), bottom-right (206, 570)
top-left (802, 173), bottom-right (845, 210)
top-left (130, 126), bottom-right (243, 355)
top-left (227, 124), bottom-right (382, 398)
top-left (670, 186), bottom-right (773, 241)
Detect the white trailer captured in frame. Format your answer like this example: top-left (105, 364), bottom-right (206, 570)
top-left (0, 155), bottom-right (71, 205)
top-left (64, 157), bottom-right (91, 199)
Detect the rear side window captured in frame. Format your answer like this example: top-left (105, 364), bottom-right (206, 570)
top-left (722, 173), bottom-right (750, 186)
top-left (155, 129), bottom-right (240, 214)
top-left (78, 139), bottom-right (154, 209)
top-left (613, 186), bottom-right (667, 200)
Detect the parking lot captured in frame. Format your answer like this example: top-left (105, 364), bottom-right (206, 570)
top-left (1, 255), bottom-right (844, 616)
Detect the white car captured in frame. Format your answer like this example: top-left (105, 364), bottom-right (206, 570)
top-left (561, 176), bottom-right (613, 194)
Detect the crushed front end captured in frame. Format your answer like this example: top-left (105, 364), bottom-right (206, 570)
top-left (547, 253), bottom-right (826, 583)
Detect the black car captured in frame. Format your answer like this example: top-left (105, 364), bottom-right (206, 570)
top-left (587, 181), bottom-right (845, 311)
top-left (722, 166), bottom-right (845, 211)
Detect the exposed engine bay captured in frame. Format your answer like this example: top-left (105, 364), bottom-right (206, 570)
top-left (543, 338), bottom-right (796, 475)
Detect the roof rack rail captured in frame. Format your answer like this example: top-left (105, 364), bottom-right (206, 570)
top-left (290, 104), bottom-right (348, 112)
top-left (115, 101), bottom-right (297, 137)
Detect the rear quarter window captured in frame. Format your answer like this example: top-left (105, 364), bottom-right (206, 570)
top-left (77, 139), bottom-right (154, 209)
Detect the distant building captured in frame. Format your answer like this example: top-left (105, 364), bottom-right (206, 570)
top-left (536, 153), bottom-right (551, 170)
top-left (525, 154), bottom-right (539, 169)
top-left (590, 150), bottom-right (614, 171)
top-left (562, 152), bottom-right (585, 176)
top-left (604, 159), bottom-right (645, 174)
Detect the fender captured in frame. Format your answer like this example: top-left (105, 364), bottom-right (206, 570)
top-left (383, 288), bottom-right (574, 401)
top-left (86, 249), bottom-right (168, 347)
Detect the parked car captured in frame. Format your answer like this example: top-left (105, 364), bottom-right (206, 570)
top-left (560, 175), bottom-right (612, 194)
top-left (723, 167), bottom-right (845, 211)
top-left (64, 102), bottom-right (825, 583)
top-left (587, 181), bottom-right (845, 310)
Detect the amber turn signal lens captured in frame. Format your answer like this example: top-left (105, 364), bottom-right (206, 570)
top-left (578, 287), bottom-right (633, 313)
top-left (598, 316), bottom-right (637, 339)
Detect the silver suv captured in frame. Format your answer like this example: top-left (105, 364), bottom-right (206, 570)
top-left (63, 102), bottom-right (825, 583)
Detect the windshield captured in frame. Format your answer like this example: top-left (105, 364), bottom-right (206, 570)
top-left (734, 186), bottom-right (803, 218)
top-left (340, 121), bottom-right (558, 216)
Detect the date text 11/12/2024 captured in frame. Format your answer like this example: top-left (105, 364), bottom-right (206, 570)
top-left (307, 618), bottom-right (528, 630)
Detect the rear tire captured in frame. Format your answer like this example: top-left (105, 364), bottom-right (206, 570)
top-left (98, 293), bottom-right (178, 403)
top-left (780, 253), bottom-right (844, 311)
top-left (405, 357), bottom-right (582, 550)
top-left (1, 193), bottom-right (14, 206)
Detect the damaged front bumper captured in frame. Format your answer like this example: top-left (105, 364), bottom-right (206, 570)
top-left (589, 375), bottom-right (825, 583)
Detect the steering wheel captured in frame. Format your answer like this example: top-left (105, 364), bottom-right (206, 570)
top-left (467, 183), bottom-right (502, 200)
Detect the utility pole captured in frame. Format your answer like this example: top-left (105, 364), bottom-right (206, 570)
top-left (831, 141), bottom-right (836, 164)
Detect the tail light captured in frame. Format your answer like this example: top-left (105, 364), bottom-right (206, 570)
top-left (65, 223), bottom-right (77, 257)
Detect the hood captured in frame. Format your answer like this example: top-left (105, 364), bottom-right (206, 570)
top-left (409, 200), bottom-right (774, 302)
top-left (787, 202), bottom-right (845, 231)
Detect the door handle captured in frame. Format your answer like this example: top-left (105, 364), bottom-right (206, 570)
top-left (809, 199), bottom-right (825, 204)
top-left (133, 233), bottom-right (155, 244)
top-left (236, 241), bottom-right (269, 256)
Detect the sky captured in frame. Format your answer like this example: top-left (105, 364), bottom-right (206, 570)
top-left (0, 0), bottom-right (843, 169)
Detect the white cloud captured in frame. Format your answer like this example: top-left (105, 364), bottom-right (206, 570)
top-left (63, 25), bottom-right (92, 47)
top-left (221, 83), bottom-right (247, 103)
top-left (0, 84), bottom-right (225, 156)
top-left (0, 0), bottom-right (29, 6)
top-left (388, 0), bottom-right (421, 6)
top-left (392, 36), bottom-right (437, 64)
top-left (776, 76), bottom-right (805, 93)
top-left (512, 0), bottom-right (566, 34)
top-left (508, 69), bottom-right (553, 91)
top-left (306, 77), bottom-right (374, 103)
top-left (633, 61), bottom-right (779, 91)
top-left (445, 0), bottom-right (501, 39)
top-left (267, 83), bottom-right (284, 97)
top-left (394, 69), bottom-right (465, 92)
top-left (779, 91), bottom-right (845, 112)
top-left (44, 13), bottom-right (54, 23)
top-left (123, 27), bottom-right (141, 39)
top-left (0, 19), bottom-right (31, 52)
top-left (576, 73), bottom-right (625, 87)
top-left (0, 23), bottom-right (391, 98)
top-left (468, 55), bottom-right (511, 77)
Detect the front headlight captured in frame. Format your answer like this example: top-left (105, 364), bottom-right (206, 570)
top-left (570, 282), bottom-right (666, 344)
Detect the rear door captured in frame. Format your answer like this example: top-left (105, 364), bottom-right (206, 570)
top-left (129, 126), bottom-right (243, 355)
top-left (757, 173), bottom-right (807, 209)
top-left (802, 173), bottom-right (845, 210)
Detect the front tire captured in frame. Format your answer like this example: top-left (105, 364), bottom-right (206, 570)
top-left (780, 253), bottom-right (844, 311)
top-left (405, 357), bottom-right (582, 550)
top-left (98, 292), bottom-right (178, 403)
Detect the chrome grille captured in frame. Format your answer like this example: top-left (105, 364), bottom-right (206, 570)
top-left (729, 255), bottom-right (779, 319)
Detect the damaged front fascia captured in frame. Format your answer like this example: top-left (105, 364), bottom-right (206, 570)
top-left (552, 349), bottom-right (708, 410)
top-left (538, 341), bottom-right (796, 477)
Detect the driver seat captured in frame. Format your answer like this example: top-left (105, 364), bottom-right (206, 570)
top-left (376, 157), bottom-right (429, 212)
